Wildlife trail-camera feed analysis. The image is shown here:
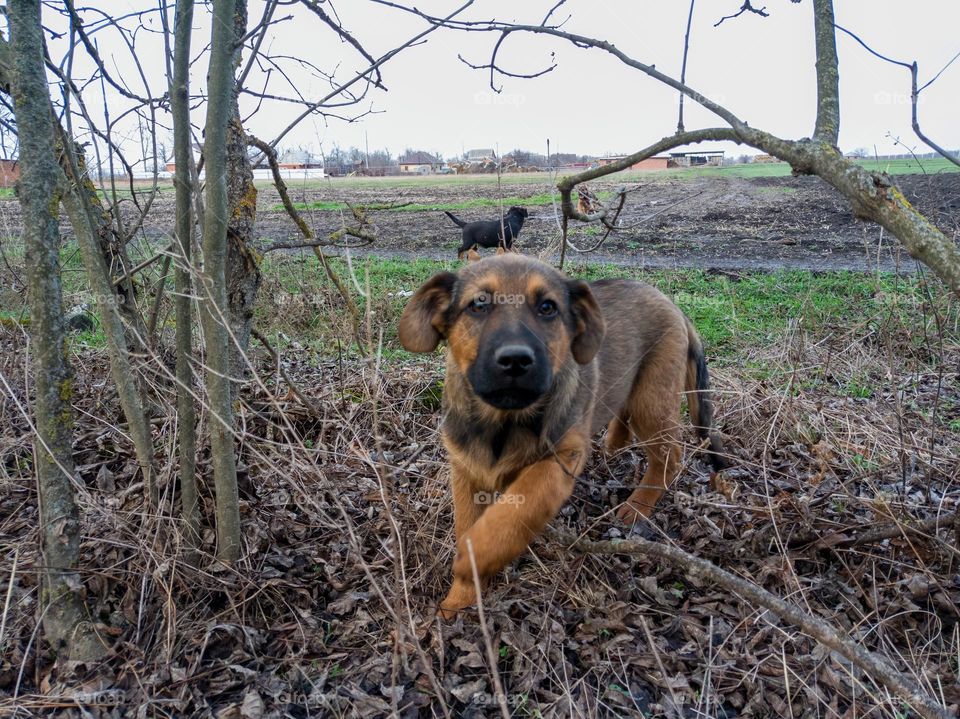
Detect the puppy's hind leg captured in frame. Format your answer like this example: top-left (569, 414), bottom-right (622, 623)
top-left (604, 413), bottom-right (633, 454)
top-left (615, 343), bottom-right (686, 523)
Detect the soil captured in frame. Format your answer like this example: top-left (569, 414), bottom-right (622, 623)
top-left (159, 172), bottom-right (960, 271)
top-left (3, 172), bottom-right (955, 272)
top-left (313, 172), bottom-right (960, 272)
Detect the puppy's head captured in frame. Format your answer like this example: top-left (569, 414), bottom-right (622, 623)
top-left (398, 255), bottom-right (604, 411)
top-left (507, 206), bottom-right (529, 220)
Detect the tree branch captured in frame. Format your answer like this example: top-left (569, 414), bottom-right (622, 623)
top-left (247, 134), bottom-right (365, 348)
top-left (556, 128), bottom-right (739, 222)
top-left (407, 15), bottom-right (960, 295)
top-left (834, 24), bottom-right (960, 169)
top-left (548, 528), bottom-right (954, 719)
top-left (812, 0), bottom-right (840, 145)
top-left (713, 0), bottom-right (768, 28)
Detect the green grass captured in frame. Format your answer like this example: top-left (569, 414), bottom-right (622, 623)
top-left (255, 253), bottom-right (947, 363)
top-left (606, 156), bottom-right (959, 181)
top-left (254, 156), bottom-right (957, 196)
top-left (275, 191), bottom-right (590, 213)
top-left (4, 238), bottom-right (951, 372)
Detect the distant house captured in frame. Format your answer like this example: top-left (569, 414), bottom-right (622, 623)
top-left (165, 143), bottom-right (203, 173)
top-left (276, 148), bottom-right (324, 170)
top-left (597, 155), bottom-right (671, 171)
top-left (398, 151), bottom-right (441, 174)
top-left (165, 144), bottom-right (325, 179)
top-left (465, 148), bottom-right (496, 162)
top-left (0, 159), bottom-right (19, 187)
top-left (669, 150), bottom-right (724, 167)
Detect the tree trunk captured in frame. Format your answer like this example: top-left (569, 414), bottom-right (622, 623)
top-left (225, 0), bottom-right (262, 390)
top-left (59, 135), bottom-right (150, 345)
top-left (812, 0), bottom-right (840, 145)
top-left (200, 0), bottom-right (244, 563)
top-left (58, 161), bottom-right (156, 504)
top-left (170, 0), bottom-right (201, 556)
top-left (8, 0), bottom-right (104, 660)
top-left (0, 37), bottom-right (148, 347)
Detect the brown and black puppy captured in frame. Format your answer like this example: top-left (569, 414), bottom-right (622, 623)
top-left (398, 254), bottom-right (725, 617)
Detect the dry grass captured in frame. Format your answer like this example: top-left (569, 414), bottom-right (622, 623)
top-left (1, 271), bottom-right (959, 718)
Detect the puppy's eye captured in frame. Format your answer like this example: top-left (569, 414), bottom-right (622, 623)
top-left (468, 294), bottom-right (491, 315)
top-left (537, 299), bottom-right (558, 317)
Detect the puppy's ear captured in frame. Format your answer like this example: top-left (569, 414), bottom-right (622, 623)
top-left (567, 280), bottom-right (605, 364)
top-left (466, 249), bottom-right (482, 263)
top-left (399, 272), bottom-right (457, 353)
top-left (495, 246), bottom-right (506, 256)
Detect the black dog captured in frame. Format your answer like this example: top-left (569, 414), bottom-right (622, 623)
top-left (445, 206), bottom-right (529, 259)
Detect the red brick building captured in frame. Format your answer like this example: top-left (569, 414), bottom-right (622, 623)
top-left (0, 159), bottom-right (20, 187)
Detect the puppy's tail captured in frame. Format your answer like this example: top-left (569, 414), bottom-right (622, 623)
top-left (685, 321), bottom-right (728, 471)
top-left (444, 210), bottom-right (467, 228)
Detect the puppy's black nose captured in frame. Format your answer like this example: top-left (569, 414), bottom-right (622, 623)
top-left (494, 344), bottom-right (535, 377)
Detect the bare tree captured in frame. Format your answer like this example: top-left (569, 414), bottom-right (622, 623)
top-left (166, 0), bottom-right (200, 556)
top-left (199, 0), bottom-right (244, 562)
top-left (7, 0), bottom-right (103, 660)
top-left (223, 1), bottom-right (262, 389)
top-left (57, 137), bottom-right (156, 505)
top-left (389, 0), bottom-right (960, 293)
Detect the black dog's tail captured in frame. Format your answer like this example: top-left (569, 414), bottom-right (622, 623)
top-left (444, 210), bottom-right (467, 228)
top-left (685, 321), bottom-right (728, 471)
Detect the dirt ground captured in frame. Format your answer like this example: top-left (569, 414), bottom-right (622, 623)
top-left (2, 171), bottom-right (960, 717)
top-left (2, 171), bottom-right (956, 272)
top-left (295, 172), bottom-right (959, 272)
top-left (309, 173), bottom-right (960, 272)
top-left (2, 321), bottom-right (958, 717)
top-left (88, 171), bottom-right (960, 272)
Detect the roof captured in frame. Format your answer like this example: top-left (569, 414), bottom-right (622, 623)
top-left (599, 155), bottom-right (670, 162)
top-left (279, 148), bottom-right (321, 164)
top-left (398, 151), bottom-right (440, 164)
top-left (466, 148), bottom-right (495, 160)
top-left (669, 149), bottom-right (726, 157)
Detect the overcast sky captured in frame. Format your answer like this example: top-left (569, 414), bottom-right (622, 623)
top-left (48, 1), bottom-right (960, 162)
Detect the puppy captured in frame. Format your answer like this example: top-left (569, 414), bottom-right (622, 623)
top-left (445, 206), bottom-right (529, 259)
top-left (398, 254), bottom-right (726, 616)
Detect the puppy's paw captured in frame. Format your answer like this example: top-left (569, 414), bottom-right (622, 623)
top-left (437, 578), bottom-right (477, 621)
top-left (615, 490), bottom-right (655, 524)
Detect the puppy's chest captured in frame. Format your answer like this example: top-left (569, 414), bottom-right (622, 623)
top-left (442, 411), bottom-right (554, 489)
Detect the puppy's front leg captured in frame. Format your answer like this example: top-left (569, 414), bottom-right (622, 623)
top-left (439, 434), bottom-right (585, 617)
top-left (450, 464), bottom-right (485, 542)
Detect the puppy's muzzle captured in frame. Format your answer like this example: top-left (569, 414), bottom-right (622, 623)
top-left (494, 344), bottom-right (534, 378)
top-left (469, 338), bottom-right (551, 410)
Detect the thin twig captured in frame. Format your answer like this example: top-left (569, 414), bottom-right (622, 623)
top-left (547, 527), bottom-right (954, 719)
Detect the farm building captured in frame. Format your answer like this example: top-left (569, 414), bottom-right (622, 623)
top-left (398, 151), bottom-right (442, 174)
top-left (597, 155), bottom-right (671, 171)
top-left (465, 148), bottom-right (496, 162)
top-left (0, 159), bottom-right (19, 187)
top-left (165, 146), bottom-right (325, 179)
top-left (669, 150), bottom-right (724, 167)
top-left (275, 148), bottom-right (324, 170)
